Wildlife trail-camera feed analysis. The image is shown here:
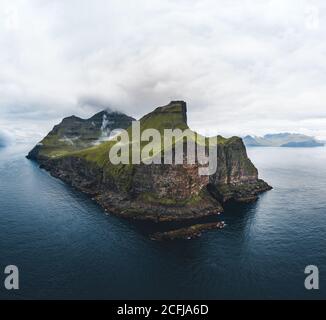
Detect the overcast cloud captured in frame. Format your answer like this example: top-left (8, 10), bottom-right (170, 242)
top-left (1, 0), bottom-right (326, 142)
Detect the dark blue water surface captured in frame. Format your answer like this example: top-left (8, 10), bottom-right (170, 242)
top-left (0, 144), bottom-right (325, 300)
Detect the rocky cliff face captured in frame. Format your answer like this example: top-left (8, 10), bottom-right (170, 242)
top-left (28, 101), bottom-right (271, 222)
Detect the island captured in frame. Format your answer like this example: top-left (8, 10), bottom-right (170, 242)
top-left (243, 133), bottom-right (325, 148)
top-left (27, 101), bottom-right (272, 235)
top-left (150, 222), bottom-right (226, 241)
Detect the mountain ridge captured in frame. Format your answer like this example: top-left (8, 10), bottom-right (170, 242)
top-left (243, 133), bottom-right (324, 148)
top-left (27, 110), bottom-right (135, 160)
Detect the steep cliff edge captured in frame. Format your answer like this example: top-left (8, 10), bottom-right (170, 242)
top-left (28, 101), bottom-right (271, 222)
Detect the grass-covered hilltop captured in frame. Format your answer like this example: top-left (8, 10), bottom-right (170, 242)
top-left (28, 109), bottom-right (135, 159)
top-left (27, 101), bottom-right (271, 223)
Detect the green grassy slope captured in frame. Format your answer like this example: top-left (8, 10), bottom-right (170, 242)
top-left (29, 111), bottom-right (135, 159)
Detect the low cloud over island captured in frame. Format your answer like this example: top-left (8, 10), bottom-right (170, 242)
top-left (1, 0), bottom-right (326, 142)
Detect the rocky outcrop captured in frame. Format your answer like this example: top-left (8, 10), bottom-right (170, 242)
top-left (28, 101), bottom-right (272, 223)
top-left (150, 222), bottom-right (226, 241)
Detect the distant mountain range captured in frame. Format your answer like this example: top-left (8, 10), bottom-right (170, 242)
top-left (0, 130), bottom-right (10, 148)
top-left (243, 133), bottom-right (325, 148)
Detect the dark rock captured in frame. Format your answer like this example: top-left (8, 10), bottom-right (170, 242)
top-left (150, 222), bottom-right (226, 241)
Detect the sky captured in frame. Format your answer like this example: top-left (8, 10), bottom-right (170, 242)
top-left (1, 0), bottom-right (326, 145)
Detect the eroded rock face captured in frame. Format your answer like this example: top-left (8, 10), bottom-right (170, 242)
top-left (131, 163), bottom-right (209, 200)
top-left (28, 101), bottom-right (272, 222)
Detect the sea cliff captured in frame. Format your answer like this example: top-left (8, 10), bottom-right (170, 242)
top-left (28, 101), bottom-right (271, 222)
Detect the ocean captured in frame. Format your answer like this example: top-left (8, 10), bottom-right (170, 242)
top-left (0, 144), bottom-right (325, 299)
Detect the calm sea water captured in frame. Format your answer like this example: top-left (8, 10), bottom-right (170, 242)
top-left (0, 144), bottom-right (325, 300)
